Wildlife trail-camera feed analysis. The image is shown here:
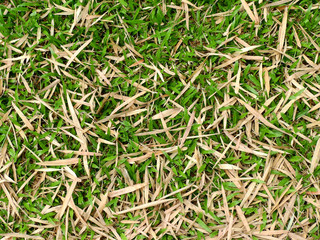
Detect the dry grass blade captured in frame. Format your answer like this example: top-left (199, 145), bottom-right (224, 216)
top-left (0, 233), bottom-right (44, 239)
top-left (109, 183), bottom-right (148, 198)
top-left (215, 55), bottom-right (242, 70)
top-left (311, 138), bottom-right (320, 173)
top-left (240, 0), bottom-right (259, 24)
top-left (12, 102), bottom-right (34, 131)
top-left (264, 68), bottom-right (270, 96)
top-left (0, 109), bottom-right (11, 127)
top-left (129, 59), bottom-right (144, 68)
top-left (66, 92), bottom-right (90, 176)
top-left (56, 181), bottom-right (77, 219)
top-left (219, 164), bottom-right (241, 170)
top-left (175, 57), bottom-right (207, 101)
top-left (237, 98), bottom-right (289, 136)
top-left (36, 158), bottom-right (80, 166)
top-left (179, 111), bottom-right (195, 148)
top-left (152, 108), bottom-right (181, 120)
top-left (58, 150), bottom-right (102, 156)
top-left (299, 24), bottom-right (320, 52)
top-left (262, 0), bottom-right (293, 8)
top-left (114, 199), bottom-right (174, 215)
top-left (65, 38), bottom-right (92, 69)
top-left (96, 69), bottom-right (112, 86)
top-left (278, 7), bottom-right (288, 52)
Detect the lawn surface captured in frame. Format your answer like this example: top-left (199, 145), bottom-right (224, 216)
top-left (1, 0), bottom-right (320, 239)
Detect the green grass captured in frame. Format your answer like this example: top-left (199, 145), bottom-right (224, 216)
top-left (1, 0), bottom-right (320, 239)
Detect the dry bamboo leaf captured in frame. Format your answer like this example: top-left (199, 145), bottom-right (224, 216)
top-left (56, 181), bottom-right (77, 219)
top-left (240, 0), bottom-right (259, 24)
top-left (0, 77), bottom-right (2, 96)
top-left (278, 7), bottom-right (288, 52)
top-left (215, 55), bottom-right (242, 70)
top-left (0, 183), bottom-right (20, 216)
top-left (0, 109), bottom-right (11, 127)
top-left (262, 0), bottom-right (292, 8)
top-left (66, 92), bottom-right (90, 176)
top-left (125, 43), bottom-right (143, 58)
top-left (259, 64), bottom-right (263, 90)
top-left (0, 54), bottom-right (30, 64)
top-left (114, 199), bottom-right (174, 215)
top-left (235, 37), bottom-right (251, 47)
top-left (134, 126), bottom-right (179, 136)
top-left (193, 59), bottom-right (209, 84)
top-left (12, 102), bottom-right (34, 131)
top-left (309, 102), bottom-right (320, 112)
top-left (108, 61), bottom-right (154, 93)
top-left (235, 62), bottom-right (241, 94)
top-left (240, 45), bottom-right (261, 53)
top-left (38, 79), bottom-right (60, 94)
top-left (98, 108), bottom-right (147, 122)
top-left (127, 153), bottom-right (153, 164)
top-left (109, 183), bottom-right (148, 198)
top-left (97, 138), bottom-right (116, 146)
top-left (151, 62), bottom-right (165, 82)
top-left (20, 75), bottom-right (32, 93)
top-left (219, 164), bottom-right (241, 170)
top-left (174, 58), bottom-right (207, 101)
top-left (237, 98), bottom-right (289, 136)
top-left (171, 38), bottom-right (183, 56)
top-left (311, 137), bottom-right (320, 173)
top-left (292, 25), bottom-right (301, 48)
top-left (53, 3), bottom-right (74, 13)
top-left (36, 158), bottom-right (79, 166)
top-left (277, 97), bottom-right (301, 119)
top-left (184, 2), bottom-right (189, 30)
top-left (152, 108), bottom-right (181, 120)
top-left (264, 68), bottom-right (270, 96)
top-left (179, 111), bottom-right (195, 148)
top-left (182, 0), bottom-right (202, 9)
top-left (129, 59), bottom-right (144, 68)
top-left (65, 38), bottom-right (92, 69)
top-left (96, 69), bottom-right (112, 86)
top-left (300, 24), bottom-right (320, 52)
top-left (236, 205), bottom-right (251, 232)
top-left (0, 233), bottom-right (44, 239)
top-left (58, 150), bottom-right (102, 156)
top-left (288, 233), bottom-right (306, 240)
top-left (111, 91), bottom-right (146, 115)
top-left (252, 230), bottom-right (289, 236)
